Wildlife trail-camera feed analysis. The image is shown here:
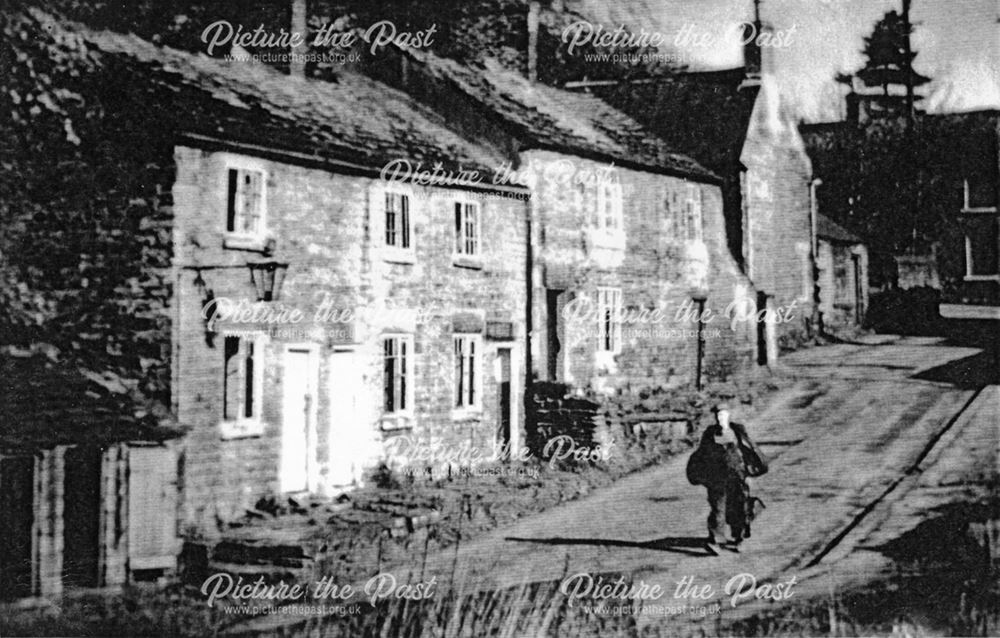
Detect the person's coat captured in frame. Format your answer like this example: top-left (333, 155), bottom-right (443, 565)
top-left (686, 422), bottom-right (768, 487)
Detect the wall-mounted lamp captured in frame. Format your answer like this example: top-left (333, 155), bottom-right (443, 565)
top-left (194, 269), bottom-right (217, 347)
top-left (248, 262), bottom-right (288, 302)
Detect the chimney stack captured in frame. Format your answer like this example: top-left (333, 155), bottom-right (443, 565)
top-left (290, 0), bottom-right (307, 77)
top-left (527, 1), bottom-right (540, 82)
top-left (741, 0), bottom-right (764, 86)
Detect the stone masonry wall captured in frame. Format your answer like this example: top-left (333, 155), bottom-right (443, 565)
top-left (742, 82), bottom-right (817, 351)
top-left (525, 149), bottom-right (755, 394)
top-left (172, 145), bottom-right (528, 535)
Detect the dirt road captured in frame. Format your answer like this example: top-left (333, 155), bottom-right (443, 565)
top-left (413, 335), bottom-right (998, 625)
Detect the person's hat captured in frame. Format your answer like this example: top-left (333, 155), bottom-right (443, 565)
top-left (711, 402), bottom-right (731, 413)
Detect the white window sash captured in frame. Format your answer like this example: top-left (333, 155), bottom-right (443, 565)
top-left (455, 201), bottom-right (481, 257)
top-left (223, 335), bottom-right (264, 424)
top-left (382, 335), bottom-right (414, 415)
top-left (384, 191), bottom-right (411, 249)
top-left (453, 335), bottom-right (481, 409)
top-left (226, 166), bottom-right (267, 238)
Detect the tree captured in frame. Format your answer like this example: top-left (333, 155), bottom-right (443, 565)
top-left (839, 6), bottom-right (930, 122)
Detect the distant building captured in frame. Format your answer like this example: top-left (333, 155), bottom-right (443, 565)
top-left (367, 47), bottom-right (757, 392)
top-left (1, 352), bottom-right (182, 600)
top-left (562, 21), bottom-right (819, 363)
top-left (802, 109), bottom-right (1000, 320)
top-left (815, 214), bottom-right (869, 329)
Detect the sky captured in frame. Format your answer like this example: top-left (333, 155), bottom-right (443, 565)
top-left (573, 0), bottom-right (1000, 121)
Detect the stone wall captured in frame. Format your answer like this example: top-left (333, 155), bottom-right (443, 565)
top-left (526, 149), bottom-right (755, 394)
top-left (742, 81), bottom-right (817, 352)
top-left (172, 145), bottom-right (529, 534)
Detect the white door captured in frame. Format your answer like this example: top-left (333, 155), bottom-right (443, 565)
top-left (765, 298), bottom-right (779, 366)
top-left (282, 346), bottom-right (317, 493)
top-left (127, 445), bottom-right (178, 572)
top-left (328, 349), bottom-right (365, 489)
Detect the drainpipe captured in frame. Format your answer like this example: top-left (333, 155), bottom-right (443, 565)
top-left (524, 187), bottom-right (534, 449)
top-left (527, 1), bottom-right (540, 82)
top-left (810, 178), bottom-right (824, 336)
top-left (693, 294), bottom-right (707, 390)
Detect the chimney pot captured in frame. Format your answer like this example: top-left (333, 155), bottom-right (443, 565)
top-left (290, 0), bottom-right (307, 77)
top-left (527, 1), bottom-right (540, 83)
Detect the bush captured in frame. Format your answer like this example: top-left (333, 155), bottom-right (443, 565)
top-left (865, 287), bottom-right (942, 335)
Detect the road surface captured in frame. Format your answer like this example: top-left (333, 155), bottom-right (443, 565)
top-left (414, 335), bottom-right (999, 626)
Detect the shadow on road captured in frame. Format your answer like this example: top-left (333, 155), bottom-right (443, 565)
top-left (911, 350), bottom-right (999, 388)
top-left (505, 535), bottom-right (714, 557)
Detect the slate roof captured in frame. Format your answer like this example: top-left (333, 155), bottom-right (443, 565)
top-left (41, 9), bottom-right (516, 185)
top-left (562, 68), bottom-right (758, 179)
top-left (0, 351), bottom-right (183, 449)
top-left (403, 49), bottom-right (719, 182)
top-left (816, 214), bottom-right (864, 245)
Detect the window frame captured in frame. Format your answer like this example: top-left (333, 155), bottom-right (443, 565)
top-left (452, 334), bottom-right (482, 415)
top-left (963, 178), bottom-right (998, 214)
top-left (220, 333), bottom-right (266, 439)
top-left (964, 216), bottom-right (1000, 280)
top-left (382, 188), bottom-right (415, 263)
top-left (684, 182), bottom-right (704, 243)
top-left (596, 179), bottom-right (625, 233)
top-left (222, 155), bottom-right (269, 250)
top-left (381, 334), bottom-right (415, 419)
top-left (453, 198), bottom-right (483, 266)
top-left (596, 287), bottom-right (623, 355)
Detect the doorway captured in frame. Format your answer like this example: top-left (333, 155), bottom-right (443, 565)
top-left (0, 456), bottom-right (35, 600)
top-left (852, 254), bottom-right (865, 324)
top-left (545, 289), bottom-right (565, 381)
top-left (282, 345), bottom-right (318, 493)
top-left (62, 445), bottom-right (101, 588)
top-left (496, 348), bottom-right (513, 453)
top-left (327, 349), bottom-right (364, 489)
top-left (756, 292), bottom-right (777, 366)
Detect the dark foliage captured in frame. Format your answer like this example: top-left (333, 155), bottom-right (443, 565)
top-left (1, 9), bottom-right (175, 401)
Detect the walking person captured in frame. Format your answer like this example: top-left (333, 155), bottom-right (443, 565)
top-left (686, 403), bottom-right (768, 554)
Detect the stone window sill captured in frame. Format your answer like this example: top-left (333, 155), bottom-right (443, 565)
top-left (224, 234), bottom-right (269, 252)
top-left (380, 414), bottom-right (414, 431)
top-left (452, 254), bottom-right (484, 270)
top-left (383, 247), bottom-right (416, 265)
top-left (451, 407), bottom-right (482, 422)
top-left (585, 228), bottom-right (627, 252)
top-left (219, 419), bottom-right (265, 440)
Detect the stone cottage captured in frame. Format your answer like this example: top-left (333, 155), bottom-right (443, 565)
top-left (564, 16), bottom-right (819, 363)
top-left (8, 11), bottom-right (533, 548)
top-left (367, 47), bottom-right (758, 394)
top-left (146, 54), bottom-right (533, 527)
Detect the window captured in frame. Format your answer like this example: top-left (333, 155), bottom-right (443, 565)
top-left (963, 178), bottom-right (998, 212)
top-left (382, 335), bottom-right (412, 414)
top-left (453, 335), bottom-right (481, 410)
top-left (796, 242), bottom-right (812, 302)
top-left (596, 180), bottom-right (624, 233)
top-left (454, 201), bottom-right (481, 258)
top-left (384, 191), bottom-right (411, 250)
top-left (223, 335), bottom-right (262, 423)
top-left (965, 216), bottom-right (1000, 277)
top-left (226, 168), bottom-right (266, 237)
top-left (683, 183), bottom-right (704, 242)
top-left (596, 287), bottom-right (623, 353)
top-left (662, 185), bottom-right (681, 239)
